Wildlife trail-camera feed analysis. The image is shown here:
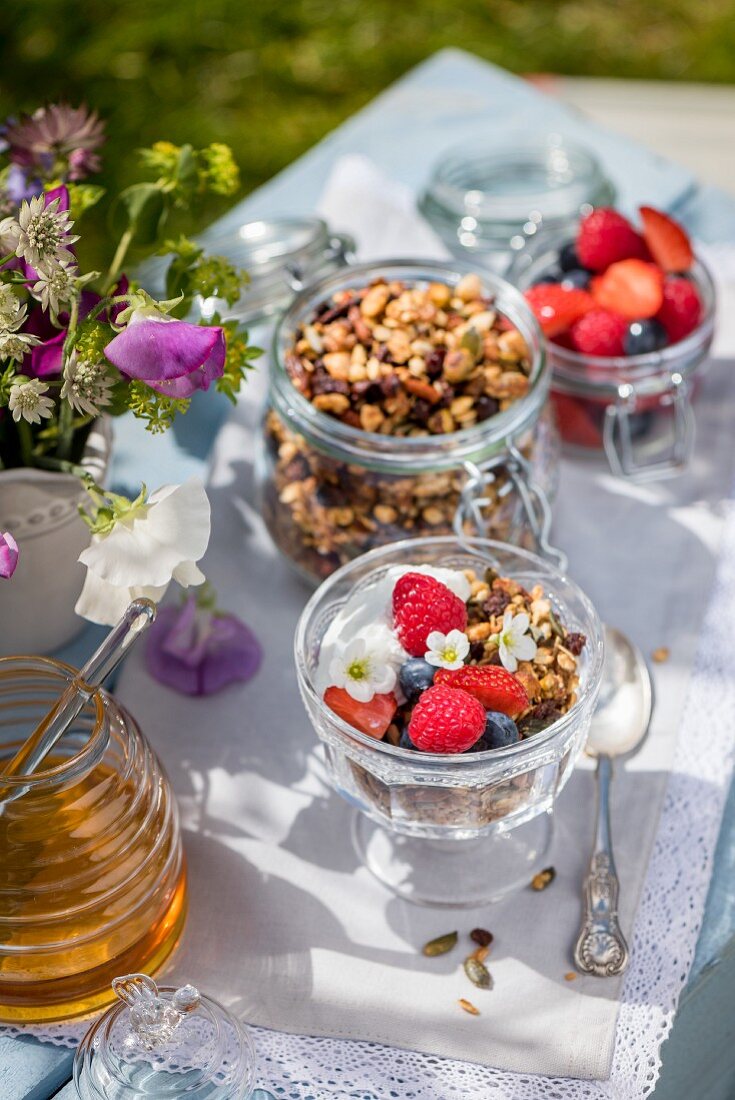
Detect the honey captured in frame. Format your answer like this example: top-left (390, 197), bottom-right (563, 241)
top-left (0, 658), bottom-right (187, 1022)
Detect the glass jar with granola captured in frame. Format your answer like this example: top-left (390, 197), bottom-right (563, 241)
top-left (258, 260), bottom-right (559, 581)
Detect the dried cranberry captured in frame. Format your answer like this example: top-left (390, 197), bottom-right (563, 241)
top-left (312, 376), bottom-right (350, 397)
top-left (412, 399), bottom-right (432, 426)
top-left (352, 380), bottom-right (383, 403)
top-left (476, 395), bottom-right (500, 422)
top-left (283, 455), bottom-right (310, 481)
top-left (469, 642), bottom-right (486, 662)
top-left (379, 373), bottom-right (400, 397)
top-left (425, 347), bottom-right (446, 379)
top-left (376, 345), bottom-right (391, 363)
top-left (470, 928), bottom-right (493, 947)
top-left (483, 590), bottom-right (511, 618)
top-left (565, 632), bottom-right (586, 656)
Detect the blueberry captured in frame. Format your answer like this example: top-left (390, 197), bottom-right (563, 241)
top-left (399, 729), bottom-right (417, 751)
top-left (624, 319), bottom-right (668, 356)
top-left (532, 269), bottom-right (561, 286)
top-left (559, 242), bottom-right (582, 272)
top-left (465, 734), bottom-right (492, 753)
top-left (484, 711), bottom-right (520, 749)
top-left (560, 268), bottom-right (591, 290)
top-left (398, 658), bottom-right (435, 704)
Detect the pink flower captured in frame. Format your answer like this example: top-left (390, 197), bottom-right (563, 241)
top-left (104, 311), bottom-right (225, 398)
top-left (146, 596), bottom-right (262, 696)
top-left (0, 532), bottom-right (19, 579)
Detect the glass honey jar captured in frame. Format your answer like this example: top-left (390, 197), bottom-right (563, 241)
top-left (0, 657), bottom-right (186, 1023)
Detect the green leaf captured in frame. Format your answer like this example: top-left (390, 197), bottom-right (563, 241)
top-left (67, 183), bottom-right (105, 222)
top-left (111, 182), bottom-right (167, 246)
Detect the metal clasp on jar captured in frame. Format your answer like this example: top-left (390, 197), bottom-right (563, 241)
top-left (603, 372), bottom-right (694, 482)
top-left (453, 444), bottom-right (567, 570)
top-left (284, 234), bottom-right (356, 293)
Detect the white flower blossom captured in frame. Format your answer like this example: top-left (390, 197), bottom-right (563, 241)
top-left (328, 624), bottom-right (398, 703)
top-left (0, 285), bottom-right (28, 332)
top-left (15, 195), bottom-right (78, 273)
top-left (494, 610), bottom-right (537, 672)
top-left (31, 260), bottom-right (77, 318)
top-left (76, 478), bottom-right (211, 626)
top-left (0, 216), bottom-right (20, 255)
top-left (0, 330), bottom-right (40, 363)
top-left (424, 629), bottom-right (470, 670)
top-left (7, 377), bottom-right (54, 424)
top-left (61, 351), bottom-right (115, 416)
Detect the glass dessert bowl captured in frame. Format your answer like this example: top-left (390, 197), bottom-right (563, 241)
top-left (258, 259), bottom-right (561, 582)
top-left (510, 204), bottom-right (716, 479)
top-left (295, 536), bottom-right (604, 907)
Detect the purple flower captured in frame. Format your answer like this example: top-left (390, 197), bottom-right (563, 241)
top-left (146, 596), bottom-right (262, 696)
top-left (3, 104), bottom-right (105, 180)
top-left (0, 532), bottom-right (19, 579)
top-left (104, 311), bottom-right (225, 398)
top-left (22, 288), bottom-right (101, 379)
top-left (6, 164), bottom-right (42, 205)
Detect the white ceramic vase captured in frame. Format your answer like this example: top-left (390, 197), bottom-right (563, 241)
top-left (0, 420), bottom-right (112, 656)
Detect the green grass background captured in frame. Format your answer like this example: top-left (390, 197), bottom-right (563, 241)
top-left (1, 0), bottom-right (734, 251)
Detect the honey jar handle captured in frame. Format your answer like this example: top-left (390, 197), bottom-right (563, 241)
top-left (1, 598), bottom-right (157, 780)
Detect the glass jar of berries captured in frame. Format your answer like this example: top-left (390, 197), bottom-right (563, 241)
top-left (509, 206), bottom-right (717, 480)
top-left (257, 259), bottom-right (563, 581)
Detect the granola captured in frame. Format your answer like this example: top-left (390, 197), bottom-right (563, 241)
top-left (320, 563), bottom-right (585, 829)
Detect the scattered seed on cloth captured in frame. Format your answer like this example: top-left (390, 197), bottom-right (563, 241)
top-left (422, 931), bottom-right (458, 957)
top-left (652, 646), bottom-right (670, 663)
top-left (470, 927), bottom-right (493, 947)
top-left (464, 955), bottom-right (493, 989)
top-left (531, 866), bottom-right (556, 891)
top-left (458, 998), bottom-right (480, 1016)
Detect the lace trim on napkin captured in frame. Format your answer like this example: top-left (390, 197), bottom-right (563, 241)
top-left (4, 499), bottom-right (735, 1099)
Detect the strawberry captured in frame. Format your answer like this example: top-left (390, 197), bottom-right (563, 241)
top-left (524, 284), bottom-right (595, 338)
top-left (655, 277), bottom-right (702, 343)
top-left (324, 687), bottom-right (397, 739)
top-left (639, 206), bottom-right (693, 273)
top-left (392, 572), bottom-right (467, 658)
top-left (569, 308), bottom-right (627, 357)
top-left (434, 665), bottom-right (529, 718)
top-left (576, 208), bottom-right (647, 272)
top-left (591, 260), bottom-right (664, 320)
top-left (551, 393), bottom-right (604, 449)
top-left (407, 684), bottom-right (486, 753)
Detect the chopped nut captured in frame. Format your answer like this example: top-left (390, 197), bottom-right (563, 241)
top-left (652, 646), bottom-right (670, 663)
top-left (531, 866), bottom-right (556, 891)
top-left (360, 283), bottom-right (391, 318)
top-left (373, 504), bottom-right (398, 525)
top-left (455, 273), bottom-right (483, 302)
top-left (444, 347), bottom-right (475, 383)
top-left (323, 351), bottom-right (351, 380)
top-left (422, 506), bottom-right (444, 526)
top-left (564, 971), bottom-right (578, 982)
top-left (404, 376), bottom-right (441, 404)
top-left (359, 404), bottom-right (385, 433)
top-left (313, 393), bottom-right (350, 414)
top-left (458, 998), bottom-right (480, 1016)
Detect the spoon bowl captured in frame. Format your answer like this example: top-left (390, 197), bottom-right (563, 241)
top-left (586, 625), bottom-right (654, 759)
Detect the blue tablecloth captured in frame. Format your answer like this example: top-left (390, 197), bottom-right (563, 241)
top-left (4, 48), bottom-right (735, 1100)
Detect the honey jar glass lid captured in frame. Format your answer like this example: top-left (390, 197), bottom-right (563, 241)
top-left (74, 974), bottom-right (257, 1100)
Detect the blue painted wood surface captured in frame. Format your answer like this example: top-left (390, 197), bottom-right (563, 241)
top-left (4, 47), bottom-right (734, 1100)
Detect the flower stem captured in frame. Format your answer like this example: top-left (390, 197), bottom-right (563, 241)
top-left (17, 420), bottom-right (34, 466)
top-left (34, 454), bottom-right (89, 479)
top-left (103, 227), bottom-right (134, 294)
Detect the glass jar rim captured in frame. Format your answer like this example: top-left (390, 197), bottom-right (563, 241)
top-left (0, 656), bottom-right (107, 787)
top-left (270, 258), bottom-right (550, 473)
top-left (295, 535), bottom-right (605, 768)
top-left (422, 135), bottom-right (612, 228)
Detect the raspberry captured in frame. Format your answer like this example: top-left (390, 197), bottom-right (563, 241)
top-left (569, 308), bottom-right (627, 357)
top-left (434, 665), bottom-right (529, 718)
top-left (591, 260), bottom-right (664, 320)
top-left (639, 206), bottom-right (693, 273)
top-left (576, 208), bottom-right (647, 272)
top-left (392, 572), bottom-right (468, 657)
top-left (655, 277), bottom-right (702, 344)
top-left (524, 285), bottom-right (595, 338)
top-left (407, 684), bottom-right (486, 753)
top-left (324, 687), bottom-right (397, 738)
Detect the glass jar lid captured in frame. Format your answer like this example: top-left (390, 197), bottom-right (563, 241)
top-left (74, 974), bottom-right (257, 1100)
top-left (419, 135), bottom-right (615, 263)
top-left (197, 216), bottom-right (355, 326)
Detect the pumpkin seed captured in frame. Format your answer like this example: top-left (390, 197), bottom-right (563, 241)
top-left (464, 955), bottom-right (493, 989)
top-left (422, 931), bottom-right (458, 957)
top-left (458, 998), bottom-right (480, 1016)
top-left (531, 866), bottom-right (556, 891)
top-left (548, 610), bottom-right (565, 639)
top-left (460, 326), bottom-right (482, 360)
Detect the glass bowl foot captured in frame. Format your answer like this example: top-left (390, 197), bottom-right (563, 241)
top-left (352, 810), bottom-right (554, 907)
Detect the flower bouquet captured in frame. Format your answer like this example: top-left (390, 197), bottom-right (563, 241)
top-left (0, 103), bottom-right (259, 653)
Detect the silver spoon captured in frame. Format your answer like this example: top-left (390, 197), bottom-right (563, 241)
top-left (573, 625), bottom-right (654, 977)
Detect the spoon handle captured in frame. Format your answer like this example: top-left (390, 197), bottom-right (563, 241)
top-left (573, 754), bottom-right (629, 977)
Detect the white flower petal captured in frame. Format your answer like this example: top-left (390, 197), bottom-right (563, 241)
top-left (371, 665), bottom-right (397, 694)
top-left (426, 631), bottom-right (446, 652)
top-left (498, 639), bottom-right (518, 672)
top-left (502, 609), bottom-right (514, 631)
top-left (144, 478), bottom-right (211, 563)
top-left (512, 634), bottom-right (538, 662)
top-left (172, 560), bottom-right (206, 587)
top-left (509, 612), bottom-right (530, 638)
top-left (344, 678), bottom-right (373, 703)
top-left (75, 571), bottom-right (168, 627)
